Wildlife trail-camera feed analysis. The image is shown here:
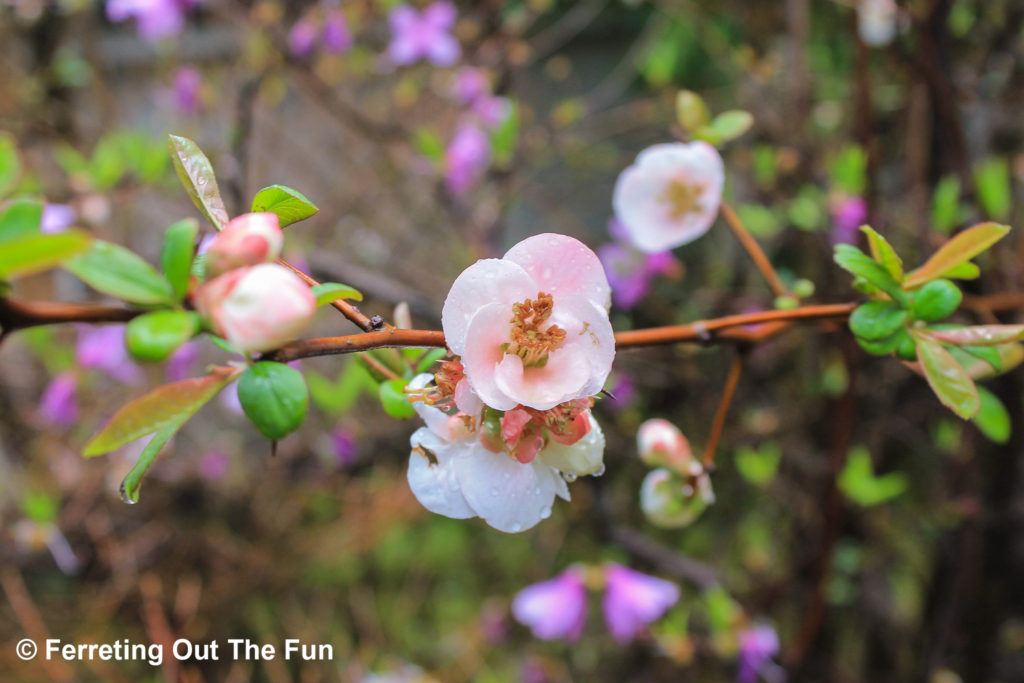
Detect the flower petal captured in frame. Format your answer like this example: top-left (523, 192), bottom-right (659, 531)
top-left (407, 373), bottom-right (452, 440)
top-left (441, 259), bottom-right (535, 356)
top-left (408, 427), bottom-right (475, 520)
top-left (550, 294), bottom-right (616, 398)
top-left (512, 568), bottom-right (588, 641)
top-left (538, 413), bottom-right (605, 476)
top-left (502, 233), bottom-right (611, 311)
top-left (460, 303), bottom-right (520, 411)
top-left (453, 449), bottom-right (563, 532)
top-left (493, 349), bottom-right (590, 411)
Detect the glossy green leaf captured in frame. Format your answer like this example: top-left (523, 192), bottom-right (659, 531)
top-left (849, 301), bottom-right (907, 341)
top-left (856, 329), bottom-right (906, 356)
top-left (0, 231), bottom-right (92, 280)
top-left (119, 423), bottom-right (178, 504)
top-left (379, 377), bottom-right (416, 419)
top-left (925, 325), bottom-right (1024, 347)
top-left (160, 218), bottom-right (199, 300)
top-left (958, 345), bottom-right (1003, 374)
top-left (904, 222), bottom-right (1010, 288)
top-left (65, 240), bottom-right (174, 305)
top-left (311, 282), bottom-right (363, 306)
top-left (913, 332), bottom-right (980, 419)
top-left (972, 387), bottom-right (1011, 444)
top-left (0, 132), bottom-right (21, 196)
top-left (910, 279), bottom-right (961, 322)
top-left (838, 447), bottom-right (907, 507)
top-left (250, 185), bottom-right (319, 228)
top-left (861, 225), bottom-right (903, 281)
top-left (168, 134), bottom-right (229, 230)
top-left (0, 198), bottom-right (43, 240)
top-left (957, 342), bottom-right (1024, 380)
top-left (833, 244), bottom-right (908, 305)
top-left (84, 370), bottom-right (239, 456)
top-left (125, 310), bottom-right (199, 363)
top-left (237, 362), bottom-right (309, 440)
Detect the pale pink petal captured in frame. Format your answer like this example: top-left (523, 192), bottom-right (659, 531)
top-left (549, 294), bottom-right (616, 398)
top-left (512, 568), bottom-right (588, 640)
top-left (602, 563), bottom-right (680, 643)
top-left (408, 427), bottom-right (475, 519)
top-left (422, 1), bottom-right (457, 29)
top-left (426, 34), bottom-right (461, 66)
top-left (492, 349), bottom-right (590, 411)
top-left (452, 448), bottom-right (564, 532)
top-left (453, 379), bottom-right (483, 417)
top-left (407, 373), bottom-right (452, 439)
top-left (537, 414), bottom-right (605, 476)
top-left (502, 233), bottom-right (611, 311)
top-left (442, 259), bottom-right (534, 356)
top-left (460, 303), bottom-right (519, 411)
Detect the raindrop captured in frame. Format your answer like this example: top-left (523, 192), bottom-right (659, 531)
top-left (592, 464), bottom-right (606, 477)
top-left (534, 487), bottom-right (542, 495)
top-left (510, 523), bottom-right (522, 532)
top-left (119, 481), bottom-right (136, 505)
top-left (490, 487), bottom-right (500, 496)
top-left (563, 472), bottom-right (578, 483)
top-left (540, 507), bottom-right (552, 520)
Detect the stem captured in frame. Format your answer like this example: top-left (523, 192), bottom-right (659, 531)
top-left (264, 328), bottom-right (447, 363)
top-left (0, 298), bottom-right (137, 336)
top-left (720, 202), bottom-right (789, 298)
top-left (357, 352), bottom-right (399, 382)
top-left (276, 258), bottom-right (376, 332)
top-left (702, 352), bottom-right (746, 468)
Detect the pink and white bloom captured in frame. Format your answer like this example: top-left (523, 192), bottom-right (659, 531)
top-left (602, 563), bottom-right (680, 643)
top-left (512, 567), bottom-right (588, 641)
top-left (406, 373), bottom-right (605, 533)
top-left (203, 212), bottom-right (283, 279)
top-left (194, 263), bottom-right (315, 353)
top-left (441, 233), bottom-right (614, 411)
top-left (613, 141), bottom-right (725, 253)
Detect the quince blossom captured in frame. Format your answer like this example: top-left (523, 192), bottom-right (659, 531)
top-left (612, 141), bottom-right (724, 253)
top-left (406, 373), bottom-right (605, 533)
top-left (203, 212), bottom-right (283, 278)
top-left (441, 233), bottom-right (614, 411)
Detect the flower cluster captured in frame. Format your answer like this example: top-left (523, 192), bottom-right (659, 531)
top-left (511, 564), bottom-right (680, 643)
top-left (406, 234), bottom-right (614, 532)
top-left (637, 418), bottom-right (715, 528)
top-left (193, 213), bottom-right (315, 353)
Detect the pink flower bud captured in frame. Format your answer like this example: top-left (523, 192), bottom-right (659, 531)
top-left (194, 263), bottom-right (315, 353)
top-left (203, 212), bottom-right (284, 278)
top-left (637, 418), bottom-right (693, 471)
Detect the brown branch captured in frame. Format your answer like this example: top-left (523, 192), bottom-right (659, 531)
top-left (276, 258), bottom-right (376, 332)
top-left (720, 202), bottom-right (790, 299)
top-left (0, 298), bottom-right (138, 338)
top-left (265, 328), bottom-right (447, 363)
top-left (702, 352), bottom-right (746, 468)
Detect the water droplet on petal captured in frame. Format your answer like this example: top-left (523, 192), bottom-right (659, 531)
top-left (511, 523), bottom-right (522, 532)
top-left (119, 482), bottom-right (136, 505)
top-left (490, 487), bottom-right (500, 496)
top-left (534, 487), bottom-right (542, 495)
top-left (593, 464), bottom-right (606, 477)
top-left (540, 507), bottom-right (552, 519)
top-left (563, 472), bottom-right (577, 483)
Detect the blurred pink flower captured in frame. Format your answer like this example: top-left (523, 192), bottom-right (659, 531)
top-left (165, 340), bottom-right (200, 382)
top-left (76, 325), bottom-right (143, 385)
top-left (288, 18), bottom-right (318, 58)
top-left (40, 203), bottom-right (75, 234)
top-left (106, 0), bottom-right (202, 41)
top-left (597, 241), bottom-right (679, 310)
top-left (441, 233), bottom-right (613, 411)
top-left (452, 67), bottom-right (489, 103)
top-left (198, 451), bottom-right (229, 481)
top-left (636, 418), bottom-right (693, 470)
top-left (601, 563), bottom-right (680, 643)
top-left (737, 625), bottom-right (781, 683)
top-left (37, 373), bottom-right (78, 427)
top-left (173, 66), bottom-right (201, 113)
top-left (322, 9), bottom-right (352, 54)
top-left (613, 141), bottom-right (724, 253)
top-left (512, 567), bottom-right (588, 641)
top-left (443, 123), bottom-right (490, 195)
top-left (331, 427), bottom-right (357, 467)
top-left (472, 95), bottom-right (512, 129)
top-left (830, 195), bottom-right (867, 246)
top-left (388, 2), bottom-right (461, 67)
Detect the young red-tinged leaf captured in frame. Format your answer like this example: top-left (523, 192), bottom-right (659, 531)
top-left (913, 332), bottom-right (981, 419)
top-left (251, 185), bottom-right (319, 228)
top-left (861, 225), bottom-right (903, 281)
top-left (958, 342), bottom-right (1024, 380)
top-left (119, 423), bottom-right (178, 504)
top-left (65, 240), bottom-right (174, 305)
top-left (311, 282), bottom-right (363, 306)
top-left (83, 368), bottom-right (240, 456)
top-left (925, 325), bottom-right (1024, 347)
top-left (161, 218), bottom-right (199, 300)
top-left (0, 231), bottom-right (92, 280)
top-left (904, 222), bottom-right (1010, 288)
top-left (168, 134), bottom-right (230, 230)
top-left (972, 387), bottom-right (1011, 444)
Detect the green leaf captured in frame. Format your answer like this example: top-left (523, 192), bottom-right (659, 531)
top-left (0, 231), bottom-right (92, 280)
top-left (942, 261), bottom-right (979, 280)
top-left (904, 222), bottom-right (1010, 288)
top-left (306, 360), bottom-right (375, 416)
top-left (490, 101), bottom-right (519, 167)
top-left (125, 310), bottom-right (199, 363)
top-left (413, 128), bottom-right (445, 162)
top-left (735, 443), bottom-right (781, 486)
top-left (829, 145), bottom-right (867, 196)
top-left (860, 225), bottom-right (903, 281)
top-left (119, 423), bottom-right (178, 504)
top-left (708, 110), bottom-right (753, 143)
top-left (973, 157), bottom-right (1011, 221)
top-left (838, 446), bottom-right (907, 507)
top-left (168, 134), bottom-right (230, 230)
top-left (910, 279), bottom-right (962, 322)
top-left (415, 348), bottom-right (448, 374)
top-left (0, 132), bottom-right (21, 196)
top-left (65, 240), bottom-right (174, 305)
top-left (833, 244), bottom-right (908, 305)
top-left (957, 342), bottom-right (1024, 380)
top-left (972, 387), bottom-right (1011, 444)
top-left (913, 331), bottom-right (981, 419)
top-left (0, 198), bottom-right (42, 241)
top-left (311, 282), bottom-right (363, 306)
top-left (379, 377), bottom-right (416, 419)
top-left (237, 362), bottom-right (309, 440)
top-left (675, 90), bottom-right (710, 131)
top-left (925, 325), bottom-right (1024, 346)
top-left (84, 370), bottom-right (238, 456)
top-left (931, 175), bottom-right (961, 234)
top-left (856, 329), bottom-right (907, 356)
top-left (250, 185), bottom-right (319, 228)
top-left (160, 218), bottom-right (199, 300)
top-left (959, 345), bottom-right (1003, 373)
top-left (849, 301), bottom-right (907, 341)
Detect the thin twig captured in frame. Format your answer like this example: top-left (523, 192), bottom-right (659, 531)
top-left (702, 352), bottom-right (746, 468)
top-left (720, 202), bottom-right (790, 298)
top-left (276, 258), bottom-right (376, 332)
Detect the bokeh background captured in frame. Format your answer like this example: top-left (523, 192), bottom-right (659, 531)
top-left (2, 0), bottom-right (1024, 681)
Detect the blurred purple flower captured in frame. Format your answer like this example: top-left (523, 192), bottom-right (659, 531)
top-left (322, 9), bottom-right (352, 54)
top-left (220, 382), bottom-right (244, 415)
top-left (388, 2), bottom-right (461, 67)
top-left (598, 243), bottom-right (679, 310)
top-left (472, 95), bottom-right (512, 130)
top-left (331, 428), bottom-right (357, 467)
top-left (40, 204), bottom-right (75, 234)
top-left (601, 563), bottom-right (679, 643)
top-left (830, 195), bottom-right (867, 246)
top-left (288, 18), bottom-right (319, 58)
top-left (737, 625), bottom-right (781, 683)
top-left (165, 340), bottom-right (200, 382)
top-left (38, 373), bottom-right (78, 427)
top-left (444, 123), bottom-right (490, 195)
top-left (173, 66), bottom-right (201, 113)
top-left (198, 451), bottom-right (229, 481)
top-left (605, 372), bottom-right (637, 412)
top-left (106, 0), bottom-right (202, 41)
top-left (512, 567), bottom-right (588, 641)
top-left (453, 67), bottom-right (489, 103)
top-left (76, 325), bottom-right (143, 385)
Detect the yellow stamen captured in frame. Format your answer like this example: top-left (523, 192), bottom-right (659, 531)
top-left (660, 179), bottom-right (704, 220)
top-left (504, 292), bottom-right (566, 368)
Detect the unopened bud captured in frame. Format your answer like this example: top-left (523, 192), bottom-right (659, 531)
top-left (204, 212), bottom-right (283, 278)
top-left (637, 418), bottom-right (693, 473)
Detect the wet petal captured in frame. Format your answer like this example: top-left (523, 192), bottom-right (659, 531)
top-left (453, 449), bottom-right (562, 532)
top-left (538, 414), bottom-right (605, 476)
top-left (550, 294), bottom-right (616, 398)
top-left (441, 259), bottom-right (534, 356)
top-left (502, 233), bottom-right (611, 311)
top-left (493, 350), bottom-right (590, 411)
top-left (408, 427), bottom-right (475, 519)
top-left (460, 303), bottom-right (519, 411)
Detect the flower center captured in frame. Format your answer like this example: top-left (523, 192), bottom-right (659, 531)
top-left (659, 179), bottom-right (704, 220)
top-left (502, 292), bottom-right (566, 368)
top-left (407, 359), bottom-right (465, 409)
